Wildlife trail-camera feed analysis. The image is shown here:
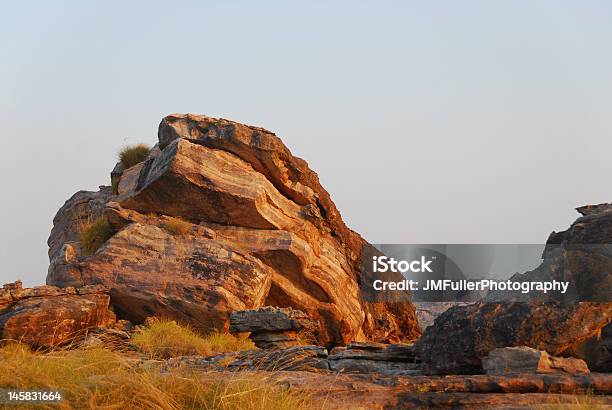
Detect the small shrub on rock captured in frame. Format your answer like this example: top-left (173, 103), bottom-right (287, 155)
top-left (119, 143), bottom-right (150, 169)
top-left (161, 216), bottom-right (192, 236)
top-left (78, 217), bottom-right (113, 255)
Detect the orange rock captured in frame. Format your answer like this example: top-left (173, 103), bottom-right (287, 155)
top-left (47, 114), bottom-right (421, 346)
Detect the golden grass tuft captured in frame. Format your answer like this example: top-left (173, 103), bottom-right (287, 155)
top-left (295, 330), bottom-right (317, 346)
top-left (161, 217), bottom-right (192, 236)
top-left (119, 143), bottom-right (151, 169)
top-left (0, 343), bottom-right (310, 410)
top-left (132, 318), bottom-right (255, 360)
top-left (78, 217), bottom-right (113, 256)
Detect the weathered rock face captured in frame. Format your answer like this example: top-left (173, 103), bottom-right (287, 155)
top-left (482, 346), bottom-right (589, 375)
top-left (0, 281), bottom-right (115, 348)
top-left (47, 114), bottom-right (420, 345)
top-left (414, 302), bottom-right (611, 375)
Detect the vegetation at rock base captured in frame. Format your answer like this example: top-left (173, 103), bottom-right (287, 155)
top-left (132, 318), bottom-right (255, 360)
top-left (161, 216), bottom-right (192, 236)
top-left (0, 343), bottom-right (310, 410)
top-left (78, 217), bottom-right (114, 255)
top-left (119, 143), bottom-right (151, 169)
top-left (295, 329), bottom-right (317, 346)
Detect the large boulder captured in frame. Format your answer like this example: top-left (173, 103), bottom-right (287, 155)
top-left (481, 203), bottom-right (612, 372)
top-left (414, 302), bottom-right (611, 374)
top-left (0, 281), bottom-right (115, 348)
top-left (47, 114), bottom-right (420, 346)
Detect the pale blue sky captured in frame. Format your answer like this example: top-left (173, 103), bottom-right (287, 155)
top-left (2, 1), bottom-right (612, 285)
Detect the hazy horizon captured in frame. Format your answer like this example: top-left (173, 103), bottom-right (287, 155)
top-left (2, 1), bottom-right (612, 286)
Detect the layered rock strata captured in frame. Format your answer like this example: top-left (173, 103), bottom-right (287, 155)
top-left (47, 114), bottom-right (421, 345)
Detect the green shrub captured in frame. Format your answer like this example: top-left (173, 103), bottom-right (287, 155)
top-left (132, 318), bottom-right (255, 360)
top-left (78, 217), bottom-right (113, 255)
top-left (119, 143), bottom-right (151, 169)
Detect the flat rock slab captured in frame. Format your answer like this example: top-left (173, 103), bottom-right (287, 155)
top-left (229, 306), bottom-right (317, 333)
top-left (192, 370), bottom-right (612, 409)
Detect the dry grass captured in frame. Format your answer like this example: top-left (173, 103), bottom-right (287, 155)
top-left (77, 217), bottom-right (113, 256)
top-left (0, 343), bottom-right (311, 410)
top-left (132, 319), bottom-right (255, 360)
top-left (295, 330), bottom-right (317, 346)
top-left (119, 144), bottom-right (151, 169)
top-left (533, 393), bottom-right (606, 410)
top-left (161, 217), bottom-right (192, 236)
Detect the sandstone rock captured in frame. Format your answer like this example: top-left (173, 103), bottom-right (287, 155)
top-left (414, 302), bottom-right (611, 374)
top-left (326, 341), bottom-right (420, 375)
top-left (47, 114), bottom-right (420, 345)
top-left (331, 341), bottom-right (417, 362)
top-left (229, 306), bottom-right (317, 333)
top-left (47, 187), bottom-right (113, 264)
top-left (0, 282), bottom-right (115, 348)
top-left (482, 346), bottom-right (589, 375)
top-left (76, 327), bottom-right (132, 351)
top-left (229, 307), bottom-right (317, 348)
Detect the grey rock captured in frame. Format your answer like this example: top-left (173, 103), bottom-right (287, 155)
top-left (229, 306), bottom-right (317, 333)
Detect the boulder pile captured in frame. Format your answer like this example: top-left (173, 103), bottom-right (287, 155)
top-left (414, 301), bottom-right (610, 374)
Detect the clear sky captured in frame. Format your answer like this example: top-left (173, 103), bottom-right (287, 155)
top-left (2, 1), bottom-right (612, 286)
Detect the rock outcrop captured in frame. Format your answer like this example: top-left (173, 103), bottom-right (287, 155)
top-left (414, 301), bottom-right (611, 374)
top-left (47, 114), bottom-right (420, 346)
top-left (487, 203), bottom-right (612, 303)
top-left (229, 307), bottom-right (317, 348)
top-left (0, 281), bottom-right (115, 347)
top-left (482, 346), bottom-right (589, 375)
